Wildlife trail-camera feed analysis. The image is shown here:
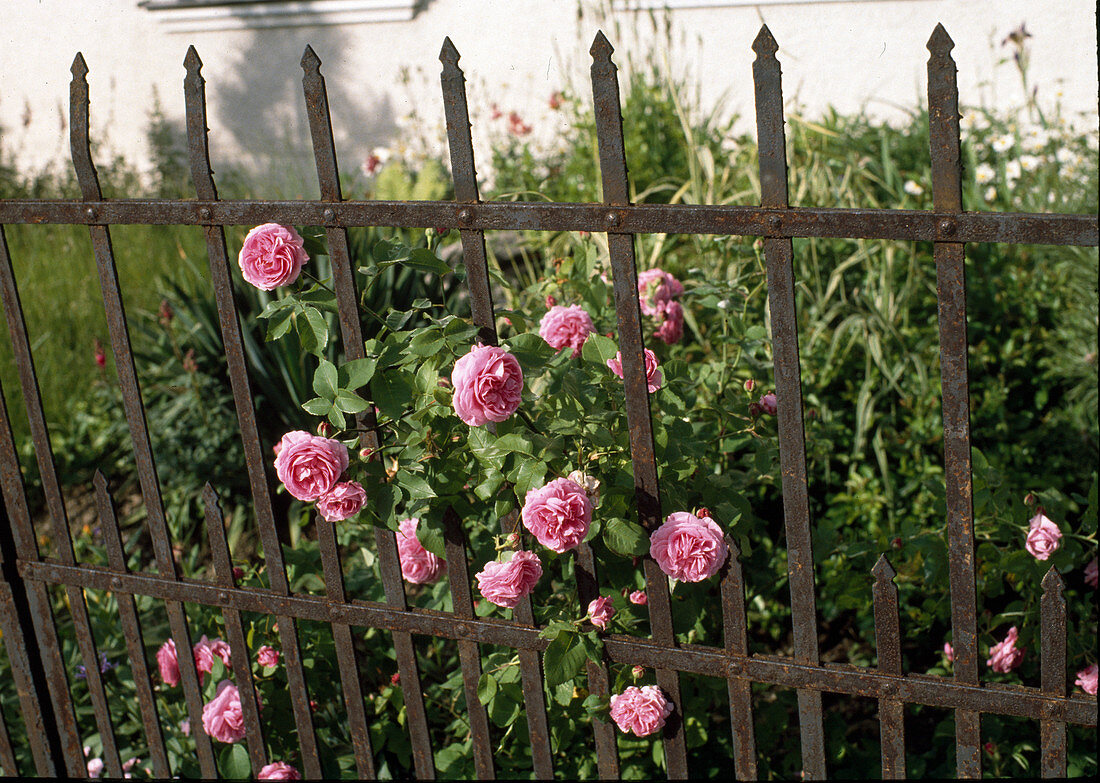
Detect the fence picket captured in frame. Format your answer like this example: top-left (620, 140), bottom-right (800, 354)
top-left (872, 555), bottom-right (906, 779)
top-left (575, 543), bottom-right (621, 778)
top-left (751, 24), bottom-right (827, 780)
top-left (1040, 567), bottom-right (1067, 777)
top-left (720, 537), bottom-right (757, 780)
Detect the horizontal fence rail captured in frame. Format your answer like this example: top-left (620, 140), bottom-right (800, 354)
top-left (0, 21), bottom-right (1096, 781)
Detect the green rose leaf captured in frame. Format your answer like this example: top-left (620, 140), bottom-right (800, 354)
top-left (219, 743), bottom-right (251, 780)
top-left (477, 672), bottom-right (498, 706)
top-left (334, 389), bottom-right (371, 414)
top-left (340, 357), bottom-right (377, 390)
top-left (371, 370), bottom-right (415, 420)
top-left (543, 630), bottom-right (587, 688)
top-left (504, 332), bottom-right (555, 369)
top-left (603, 517), bottom-right (650, 557)
top-left (403, 248), bottom-right (451, 276)
top-left (581, 333), bottom-right (619, 367)
top-left (313, 359), bottom-right (339, 399)
top-left (302, 397), bottom-right (334, 416)
top-left (297, 306), bottom-right (329, 356)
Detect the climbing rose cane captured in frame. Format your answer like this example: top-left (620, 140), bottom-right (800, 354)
top-left (451, 344), bottom-right (524, 426)
top-left (238, 223), bottom-right (308, 290)
top-left (1024, 512), bottom-right (1062, 560)
top-left (521, 477), bottom-right (593, 553)
top-left (396, 518), bottom-right (445, 584)
top-left (476, 550), bottom-right (542, 608)
top-left (609, 685), bottom-right (673, 737)
top-left (274, 431), bottom-right (349, 502)
top-left (539, 304), bottom-right (594, 358)
top-left (649, 511), bottom-right (729, 582)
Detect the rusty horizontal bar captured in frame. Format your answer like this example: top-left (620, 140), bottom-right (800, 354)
top-left (0, 200), bottom-right (1095, 246)
top-left (19, 559), bottom-right (1097, 726)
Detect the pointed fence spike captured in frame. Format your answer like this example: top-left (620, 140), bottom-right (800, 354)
top-left (184, 45), bottom-right (203, 72)
top-left (440, 36), bottom-right (460, 65)
top-left (1041, 566), bottom-right (1064, 593)
top-left (301, 44), bottom-right (321, 72)
top-left (71, 53), bottom-right (88, 79)
top-left (872, 553), bottom-right (897, 581)
top-left (92, 469), bottom-right (108, 492)
top-left (202, 482), bottom-right (220, 508)
top-left (590, 29), bottom-right (614, 60)
top-left (927, 23), bottom-right (955, 55)
top-left (752, 25), bottom-right (779, 57)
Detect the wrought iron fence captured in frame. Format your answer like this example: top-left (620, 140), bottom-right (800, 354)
top-left (0, 22), bottom-right (1096, 780)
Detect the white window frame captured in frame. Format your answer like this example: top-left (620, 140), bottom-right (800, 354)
top-left (139, 0), bottom-right (419, 32)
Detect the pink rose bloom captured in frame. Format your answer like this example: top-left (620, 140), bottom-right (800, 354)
top-left (451, 344), bottom-right (524, 426)
top-left (758, 393), bottom-right (778, 416)
top-left (609, 685), bottom-right (673, 737)
top-left (637, 268), bottom-right (684, 318)
top-left (256, 645), bottom-right (280, 668)
top-left (273, 431), bottom-right (349, 502)
top-left (238, 223), bottom-right (308, 290)
top-left (653, 301), bottom-right (684, 344)
top-left (986, 626), bottom-right (1025, 673)
top-left (1086, 557), bottom-right (1098, 588)
top-left (317, 481), bottom-right (367, 522)
top-left (606, 349), bottom-right (663, 392)
top-left (539, 304), bottom-right (594, 358)
top-left (587, 596), bottom-right (616, 630)
top-left (396, 518), bottom-right (445, 584)
top-left (156, 639), bottom-right (180, 686)
top-left (1075, 663), bottom-right (1098, 695)
top-left (201, 680), bottom-right (246, 743)
top-left (1024, 512), bottom-right (1062, 560)
top-left (650, 511), bottom-right (729, 582)
top-left (521, 478), bottom-right (593, 553)
top-left (628, 590), bottom-right (647, 606)
top-left (258, 762), bottom-right (302, 780)
top-left (476, 550), bottom-right (542, 608)
top-left (943, 642), bottom-right (954, 663)
top-left (87, 757), bottom-right (104, 779)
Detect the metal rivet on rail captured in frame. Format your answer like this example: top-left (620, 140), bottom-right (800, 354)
top-left (881, 681), bottom-right (898, 696)
top-left (605, 211), bottom-right (620, 227)
top-left (457, 207), bottom-right (473, 225)
top-left (110, 577), bottom-right (122, 590)
top-left (768, 214), bottom-right (782, 231)
top-left (939, 217), bottom-right (956, 236)
top-left (217, 591), bottom-right (229, 603)
top-left (726, 659), bottom-right (743, 677)
top-left (322, 208), bottom-right (336, 224)
top-left (456, 623), bottom-right (469, 637)
top-left (199, 207), bottom-right (212, 221)
top-left (85, 206), bottom-right (97, 221)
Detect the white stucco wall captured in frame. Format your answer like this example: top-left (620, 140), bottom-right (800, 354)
top-left (1, 0), bottom-right (1096, 188)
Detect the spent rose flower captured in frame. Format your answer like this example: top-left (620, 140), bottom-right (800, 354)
top-left (317, 481), bottom-right (367, 522)
top-left (539, 304), bottom-right (594, 358)
top-left (609, 685), bottom-right (673, 737)
top-left (567, 470), bottom-right (601, 507)
top-left (156, 639), bottom-right (180, 686)
top-left (650, 511), bottom-right (729, 582)
top-left (1024, 512), bottom-right (1062, 560)
top-left (986, 626), bottom-right (1024, 673)
top-left (628, 590), bottom-right (648, 605)
top-left (606, 348), bottom-right (663, 392)
top-left (396, 518), bottom-right (445, 584)
top-left (256, 645), bottom-right (280, 668)
top-left (758, 393), bottom-right (778, 416)
top-left (258, 762), bottom-right (302, 780)
top-left (274, 431), bottom-right (349, 502)
top-left (587, 596), bottom-right (616, 630)
top-left (476, 550), bottom-right (542, 608)
top-left (521, 478), bottom-right (593, 553)
top-left (237, 223), bottom-right (308, 290)
top-left (653, 300), bottom-right (684, 344)
top-left (451, 344), bottom-right (524, 426)
top-left (201, 680), bottom-right (246, 743)
top-left (1085, 557), bottom-right (1098, 588)
top-left (1075, 663), bottom-right (1098, 695)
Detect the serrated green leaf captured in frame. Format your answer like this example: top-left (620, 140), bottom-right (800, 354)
top-left (582, 333), bottom-right (619, 366)
top-left (395, 470), bottom-right (436, 500)
top-left (409, 327), bottom-right (445, 356)
top-left (302, 397), bottom-right (334, 416)
top-left (334, 389), bottom-right (371, 414)
top-left (603, 517), bottom-right (650, 557)
top-left (543, 631), bottom-right (587, 688)
top-left (504, 332), bottom-right (555, 368)
top-left (219, 743), bottom-right (251, 780)
top-left (404, 247), bottom-right (451, 276)
top-left (340, 357), bottom-right (377, 390)
top-left (313, 359), bottom-right (338, 399)
top-left (477, 672), bottom-right (497, 705)
top-left (296, 306), bottom-right (329, 356)
top-left (264, 306), bottom-right (295, 340)
top-left (553, 680), bottom-right (575, 706)
top-left (514, 460), bottom-right (547, 497)
top-left (326, 406), bottom-right (347, 430)
top-left (371, 370), bottom-right (415, 419)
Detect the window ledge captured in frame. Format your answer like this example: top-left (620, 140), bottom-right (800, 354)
top-left (139, 0), bottom-right (418, 33)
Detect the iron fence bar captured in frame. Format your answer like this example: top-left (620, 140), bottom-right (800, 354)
top-left (752, 24), bottom-right (827, 780)
top-left (70, 53), bottom-right (218, 777)
top-left (1039, 567), bottom-right (1067, 777)
top-left (19, 557), bottom-right (1099, 724)
top-left (2, 200), bottom-right (1096, 248)
top-left (719, 537), bottom-right (757, 781)
top-left (575, 543), bottom-right (621, 779)
top-left (0, 223), bottom-right (101, 776)
top-left (183, 46), bottom-right (323, 778)
top-left (926, 24), bottom-right (981, 779)
top-left (442, 507), bottom-right (495, 779)
top-left (93, 472), bottom-right (171, 779)
top-left (300, 47), bottom-right (397, 780)
top-left (872, 555), bottom-right (906, 779)
top-left (0, 697), bottom-right (16, 775)
top-left (590, 29), bottom-right (689, 780)
top-left (440, 38), bottom-right (555, 778)
top-left (202, 485), bottom-right (269, 774)
top-left (0, 405), bottom-right (60, 776)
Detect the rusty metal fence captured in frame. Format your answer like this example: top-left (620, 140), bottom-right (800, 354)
top-left (0, 23), bottom-right (1096, 780)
